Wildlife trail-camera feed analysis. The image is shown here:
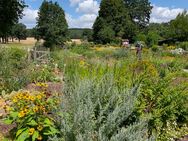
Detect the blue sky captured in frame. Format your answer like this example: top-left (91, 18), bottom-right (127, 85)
top-left (20, 0), bottom-right (188, 28)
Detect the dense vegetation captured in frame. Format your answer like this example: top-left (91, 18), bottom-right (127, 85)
top-left (0, 0), bottom-right (188, 140)
top-left (0, 43), bottom-right (188, 140)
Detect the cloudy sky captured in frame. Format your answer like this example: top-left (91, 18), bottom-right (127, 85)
top-left (20, 0), bottom-right (188, 29)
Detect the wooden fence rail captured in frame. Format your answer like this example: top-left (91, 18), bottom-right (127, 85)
top-left (28, 47), bottom-right (50, 63)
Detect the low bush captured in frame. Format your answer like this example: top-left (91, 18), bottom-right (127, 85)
top-left (111, 48), bottom-right (129, 59)
top-left (3, 83), bottom-right (61, 141)
top-left (177, 41), bottom-right (188, 51)
top-left (61, 75), bottom-right (153, 141)
top-left (0, 47), bottom-right (29, 93)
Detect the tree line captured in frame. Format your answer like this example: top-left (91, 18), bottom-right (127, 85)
top-left (1, 0), bottom-right (188, 48)
top-left (0, 0), bottom-right (26, 43)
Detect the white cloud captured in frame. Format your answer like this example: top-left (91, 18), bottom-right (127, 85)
top-left (69, 0), bottom-right (82, 6)
top-left (66, 13), bottom-right (97, 28)
top-left (19, 8), bottom-right (38, 28)
top-left (76, 0), bottom-right (99, 14)
top-left (150, 5), bottom-right (184, 23)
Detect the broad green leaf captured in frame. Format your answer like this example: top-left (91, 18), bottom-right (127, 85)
top-left (16, 128), bottom-right (27, 137)
top-left (3, 138), bottom-right (9, 141)
top-left (32, 131), bottom-right (39, 141)
top-left (16, 128), bottom-right (29, 141)
top-left (43, 126), bottom-right (59, 135)
top-left (44, 118), bottom-right (53, 126)
top-left (27, 119), bottom-right (38, 126)
top-left (49, 126), bottom-right (60, 134)
top-left (10, 111), bottom-right (18, 119)
top-left (3, 118), bottom-right (13, 124)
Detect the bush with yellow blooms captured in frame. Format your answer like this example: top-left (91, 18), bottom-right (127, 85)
top-left (3, 83), bottom-right (60, 141)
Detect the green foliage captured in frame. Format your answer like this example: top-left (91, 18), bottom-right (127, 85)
top-left (93, 0), bottom-right (152, 44)
top-left (138, 74), bottom-right (188, 140)
top-left (177, 41), bottom-right (188, 51)
top-left (97, 25), bottom-right (116, 44)
top-left (68, 28), bottom-right (92, 39)
top-left (82, 29), bottom-right (93, 41)
top-left (112, 48), bottom-right (129, 59)
top-left (37, 0), bottom-right (68, 48)
top-left (12, 23), bottom-right (27, 42)
top-left (135, 33), bottom-right (147, 43)
top-left (61, 75), bottom-right (151, 141)
top-left (151, 45), bottom-right (159, 52)
top-left (170, 10), bottom-right (188, 41)
top-left (124, 0), bottom-right (152, 27)
top-left (4, 85), bottom-right (60, 141)
top-left (147, 23), bottom-right (171, 40)
top-left (93, 0), bottom-right (128, 43)
top-left (0, 0), bottom-right (26, 43)
top-left (70, 43), bottom-right (91, 54)
top-left (0, 47), bottom-right (29, 92)
top-left (146, 32), bottom-right (160, 47)
top-left (29, 64), bottom-right (56, 83)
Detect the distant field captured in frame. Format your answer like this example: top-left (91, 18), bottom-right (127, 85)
top-left (12, 37), bottom-right (38, 45)
top-left (0, 37), bottom-right (42, 49)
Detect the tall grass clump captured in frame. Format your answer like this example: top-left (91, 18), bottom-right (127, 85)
top-left (60, 74), bottom-right (153, 141)
top-left (0, 47), bottom-right (29, 92)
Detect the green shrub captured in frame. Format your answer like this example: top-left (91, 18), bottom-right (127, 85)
top-left (0, 47), bottom-right (29, 92)
top-left (71, 44), bottom-right (90, 54)
top-left (60, 75), bottom-right (153, 141)
top-left (4, 84), bottom-right (60, 141)
top-left (138, 73), bottom-right (188, 140)
top-left (177, 41), bottom-right (188, 51)
top-left (151, 45), bottom-right (159, 52)
top-left (112, 48), bottom-right (128, 59)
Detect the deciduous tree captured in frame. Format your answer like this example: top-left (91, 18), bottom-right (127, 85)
top-left (0, 0), bottom-right (26, 43)
top-left (37, 0), bottom-right (68, 48)
top-left (12, 23), bottom-right (27, 42)
top-left (93, 0), bottom-right (152, 44)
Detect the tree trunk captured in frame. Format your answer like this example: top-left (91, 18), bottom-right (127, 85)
top-left (6, 36), bottom-right (8, 43)
top-left (2, 37), bottom-right (5, 43)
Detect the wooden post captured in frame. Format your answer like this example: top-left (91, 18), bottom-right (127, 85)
top-left (28, 48), bottom-right (31, 62)
top-left (34, 47), bottom-right (37, 62)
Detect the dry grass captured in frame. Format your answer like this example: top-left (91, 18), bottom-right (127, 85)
top-left (12, 37), bottom-right (38, 45)
top-left (0, 38), bottom-right (43, 49)
top-left (71, 39), bottom-right (82, 44)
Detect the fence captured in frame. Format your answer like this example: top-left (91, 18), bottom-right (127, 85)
top-left (28, 47), bottom-right (50, 63)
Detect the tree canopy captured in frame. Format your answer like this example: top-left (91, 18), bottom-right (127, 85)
top-left (93, 0), bottom-right (152, 44)
top-left (170, 10), bottom-right (188, 41)
top-left (37, 0), bottom-right (68, 48)
top-left (12, 23), bottom-right (27, 42)
top-left (0, 0), bottom-right (26, 43)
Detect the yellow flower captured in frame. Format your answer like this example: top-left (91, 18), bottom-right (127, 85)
top-left (4, 106), bottom-right (11, 112)
top-left (23, 108), bottom-right (29, 114)
top-left (18, 111), bottom-right (25, 118)
top-left (37, 135), bottom-right (42, 140)
top-left (37, 95), bottom-right (42, 100)
top-left (79, 60), bottom-right (85, 66)
top-left (37, 125), bottom-right (43, 131)
top-left (12, 98), bottom-right (18, 103)
top-left (30, 96), bottom-right (35, 101)
top-left (39, 106), bottom-right (46, 112)
top-left (36, 82), bottom-right (48, 88)
top-left (29, 128), bottom-right (35, 135)
top-left (33, 106), bottom-right (39, 113)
